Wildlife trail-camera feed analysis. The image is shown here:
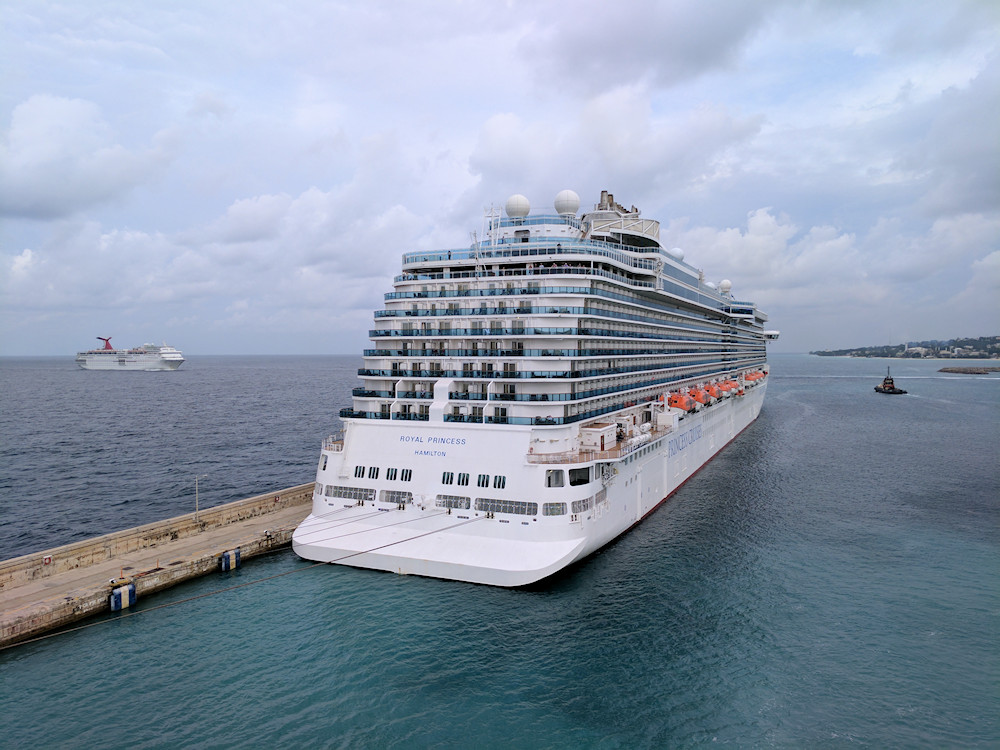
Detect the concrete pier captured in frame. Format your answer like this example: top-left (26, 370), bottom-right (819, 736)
top-left (0, 483), bottom-right (314, 648)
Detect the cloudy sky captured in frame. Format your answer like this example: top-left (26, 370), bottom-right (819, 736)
top-left (2, 0), bottom-right (998, 355)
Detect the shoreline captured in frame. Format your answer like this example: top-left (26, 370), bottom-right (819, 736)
top-left (938, 366), bottom-right (1000, 374)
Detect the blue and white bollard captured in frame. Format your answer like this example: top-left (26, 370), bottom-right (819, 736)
top-left (220, 548), bottom-right (241, 572)
top-left (110, 582), bottom-right (136, 612)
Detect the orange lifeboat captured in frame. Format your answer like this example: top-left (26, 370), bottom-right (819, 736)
top-left (689, 387), bottom-right (711, 406)
top-left (705, 383), bottom-right (723, 400)
top-left (667, 392), bottom-right (696, 412)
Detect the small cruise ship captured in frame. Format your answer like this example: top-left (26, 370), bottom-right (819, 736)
top-left (75, 337), bottom-right (185, 371)
top-left (293, 189), bottom-right (778, 586)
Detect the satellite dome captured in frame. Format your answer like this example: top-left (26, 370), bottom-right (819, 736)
top-left (505, 194), bottom-right (530, 218)
top-left (554, 189), bottom-right (580, 216)
top-left (705, 281), bottom-right (717, 290)
top-left (719, 279), bottom-right (732, 294)
top-left (668, 247), bottom-right (685, 261)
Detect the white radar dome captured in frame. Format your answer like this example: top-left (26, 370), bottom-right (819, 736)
top-left (668, 247), bottom-right (685, 261)
top-left (554, 189), bottom-right (580, 216)
top-left (505, 194), bottom-right (530, 218)
top-left (719, 279), bottom-right (732, 294)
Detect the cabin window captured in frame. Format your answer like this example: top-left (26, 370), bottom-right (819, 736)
top-left (354, 466), bottom-right (365, 478)
top-left (320, 455), bottom-right (328, 471)
top-left (458, 472), bottom-right (469, 486)
top-left (542, 503), bottom-right (567, 516)
top-left (569, 468), bottom-right (590, 486)
top-left (332, 486), bottom-right (375, 502)
top-left (493, 475), bottom-right (506, 489)
top-left (435, 494), bottom-right (471, 510)
top-left (368, 466), bottom-right (379, 479)
top-left (477, 473), bottom-right (489, 488)
top-left (545, 470), bottom-right (564, 488)
top-left (386, 468), bottom-right (398, 481)
top-left (401, 469), bottom-right (412, 482)
top-left (442, 471), bottom-right (454, 485)
top-left (474, 498), bottom-right (538, 515)
top-left (380, 490), bottom-right (412, 505)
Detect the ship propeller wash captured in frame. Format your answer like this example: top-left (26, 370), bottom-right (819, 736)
top-left (293, 189), bottom-right (779, 586)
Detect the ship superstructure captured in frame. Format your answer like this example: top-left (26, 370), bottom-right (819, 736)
top-left (293, 189), bottom-right (778, 585)
top-left (75, 337), bottom-right (185, 371)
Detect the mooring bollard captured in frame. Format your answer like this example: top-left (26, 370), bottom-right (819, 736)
top-left (219, 548), bottom-right (241, 572)
top-left (109, 582), bottom-right (136, 612)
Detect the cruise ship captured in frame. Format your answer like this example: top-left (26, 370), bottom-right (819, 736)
top-left (75, 337), bottom-right (185, 371)
top-left (293, 189), bottom-right (778, 586)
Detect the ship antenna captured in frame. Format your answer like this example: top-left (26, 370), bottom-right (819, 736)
top-left (97, 336), bottom-right (113, 350)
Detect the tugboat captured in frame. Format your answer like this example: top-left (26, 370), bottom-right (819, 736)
top-left (874, 367), bottom-right (906, 394)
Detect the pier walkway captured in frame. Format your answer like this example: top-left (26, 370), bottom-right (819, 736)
top-left (0, 484), bottom-right (314, 648)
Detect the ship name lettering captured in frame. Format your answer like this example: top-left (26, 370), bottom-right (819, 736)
top-left (667, 426), bottom-right (703, 457)
top-left (400, 436), bottom-right (467, 446)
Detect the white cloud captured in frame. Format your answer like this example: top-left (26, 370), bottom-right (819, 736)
top-left (519, 0), bottom-right (776, 93)
top-left (9, 248), bottom-right (34, 276)
top-left (0, 0), bottom-right (997, 354)
top-left (0, 95), bottom-right (172, 219)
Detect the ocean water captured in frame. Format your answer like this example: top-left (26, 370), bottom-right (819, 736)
top-left (0, 355), bottom-right (358, 558)
top-left (1, 354), bottom-right (997, 748)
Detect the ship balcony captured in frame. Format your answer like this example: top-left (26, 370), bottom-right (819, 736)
top-left (385, 284), bottom-right (590, 301)
top-left (368, 325), bottom-right (735, 345)
top-left (342, 397), bottom-right (648, 427)
top-left (361, 343), bottom-right (752, 358)
top-left (353, 388), bottom-right (395, 398)
top-left (343, 363), bottom-right (764, 427)
top-left (395, 390), bottom-right (435, 399)
top-left (322, 435), bottom-right (345, 452)
top-left (526, 421), bottom-right (676, 465)
top-left (375, 353), bottom-right (762, 380)
top-left (393, 265), bottom-right (656, 290)
top-left (400, 237), bottom-right (660, 273)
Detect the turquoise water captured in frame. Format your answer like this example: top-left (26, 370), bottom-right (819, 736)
top-left (1, 355), bottom-right (998, 747)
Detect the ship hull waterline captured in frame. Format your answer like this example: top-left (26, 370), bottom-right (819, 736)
top-left (75, 357), bottom-right (184, 372)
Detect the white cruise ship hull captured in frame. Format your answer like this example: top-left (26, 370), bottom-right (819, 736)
top-left (293, 382), bottom-right (767, 586)
top-left (75, 348), bottom-right (184, 371)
